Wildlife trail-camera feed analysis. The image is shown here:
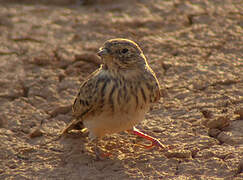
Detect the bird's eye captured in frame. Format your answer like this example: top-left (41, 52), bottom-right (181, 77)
top-left (121, 48), bottom-right (128, 54)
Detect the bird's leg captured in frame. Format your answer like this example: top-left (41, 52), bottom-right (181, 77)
top-left (130, 127), bottom-right (165, 149)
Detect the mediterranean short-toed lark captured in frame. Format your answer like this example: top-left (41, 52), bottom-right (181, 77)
top-left (61, 38), bottom-right (165, 158)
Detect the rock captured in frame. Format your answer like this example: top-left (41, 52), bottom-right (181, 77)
top-left (217, 131), bottom-right (243, 145)
top-left (208, 128), bottom-right (221, 138)
top-left (216, 120), bottom-right (243, 145)
top-left (49, 105), bottom-right (72, 118)
top-left (201, 109), bottom-right (213, 119)
top-left (235, 108), bottom-right (243, 119)
top-left (206, 116), bottom-right (230, 129)
top-left (236, 159), bottom-right (243, 174)
top-left (29, 128), bottom-right (43, 138)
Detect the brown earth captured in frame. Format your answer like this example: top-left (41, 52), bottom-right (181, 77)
top-left (0, 0), bottom-right (243, 179)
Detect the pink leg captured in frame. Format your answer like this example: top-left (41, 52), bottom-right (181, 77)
top-left (131, 127), bottom-right (165, 149)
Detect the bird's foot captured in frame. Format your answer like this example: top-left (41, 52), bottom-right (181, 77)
top-left (131, 127), bottom-right (166, 149)
top-left (140, 138), bottom-right (165, 149)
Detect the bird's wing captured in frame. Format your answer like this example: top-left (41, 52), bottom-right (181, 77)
top-left (61, 67), bottom-right (105, 134)
top-left (72, 69), bottom-right (100, 118)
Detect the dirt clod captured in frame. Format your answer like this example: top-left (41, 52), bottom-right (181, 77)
top-left (29, 128), bottom-right (43, 138)
top-left (206, 116), bottom-right (230, 130)
top-left (208, 128), bottom-right (221, 138)
top-left (235, 108), bottom-right (243, 119)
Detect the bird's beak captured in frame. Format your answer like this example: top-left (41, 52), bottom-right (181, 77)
top-left (97, 48), bottom-right (108, 57)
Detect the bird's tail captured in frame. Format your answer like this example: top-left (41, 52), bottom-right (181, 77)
top-left (61, 119), bottom-right (85, 135)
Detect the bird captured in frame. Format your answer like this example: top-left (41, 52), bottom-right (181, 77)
top-left (61, 38), bottom-right (165, 158)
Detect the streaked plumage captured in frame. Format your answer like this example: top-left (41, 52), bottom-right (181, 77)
top-left (61, 38), bottom-right (163, 157)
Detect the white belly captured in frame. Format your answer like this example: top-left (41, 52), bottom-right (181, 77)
top-left (83, 106), bottom-right (149, 139)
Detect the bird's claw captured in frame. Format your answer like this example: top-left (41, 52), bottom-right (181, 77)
top-left (152, 139), bottom-right (166, 149)
top-left (140, 138), bottom-right (165, 149)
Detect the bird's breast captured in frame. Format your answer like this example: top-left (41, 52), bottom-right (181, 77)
top-left (100, 75), bottom-right (151, 114)
top-left (84, 105), bottom-right (149, 139)
top-left (84, 75), bottom-right (152, 138)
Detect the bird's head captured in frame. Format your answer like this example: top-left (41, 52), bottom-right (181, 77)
top-left (97, 38), bottom-right (147, 69)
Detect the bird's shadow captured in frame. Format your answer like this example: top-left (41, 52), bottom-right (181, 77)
top-left (48, 132), bottom-right (130, 176)
top-left (30, 129), bottom-right (169, 178)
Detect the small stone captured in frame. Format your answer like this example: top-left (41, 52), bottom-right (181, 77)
top-left (29, 128), bottom-right (43, 138)
top-left (208, 128), bottom-right (221, 137)
top-left (191, 147), bottom-right (200, 157)
top-left (217, 131), bottom-right (233, 144)
top-left (235, 108), bottom-right (243, 119)
top-left (201, 109), bottom-right (213, 119)
top-left (22, 127), bottom-right (30, 134)
top-left (206, 116), bottom-right (230, 129)
top-left (238, 159), bottom-right (243, 173)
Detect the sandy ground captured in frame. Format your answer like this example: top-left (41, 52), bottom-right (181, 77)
top-left (0, 0), bottom-right (243, 179)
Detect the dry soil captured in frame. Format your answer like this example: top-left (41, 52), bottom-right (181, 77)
top-left (0, 0), bottom-right (243, 179)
